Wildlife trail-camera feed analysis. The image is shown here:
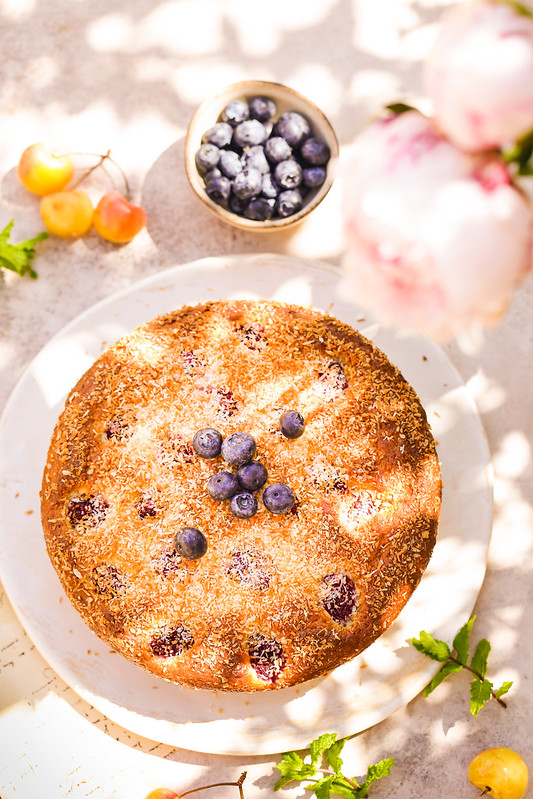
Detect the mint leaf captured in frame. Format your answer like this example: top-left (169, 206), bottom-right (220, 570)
top-left (495, 681), bottom-right (513, 700)
top-left (470, 638), bottom-right (491, 679)
top-left (411, 630), bottom-right (451, 662)
top-left (277, 750), bottom-right (305, 773)
top-left (310, 734), bottom-right (339, 769)
top-left (275, 750), bottom-right (314, 790)
top-left (274, 775), bottom-right (296, 791)
top-left (0, 220), bottom-right (48, 279)
top-left (326, 738), bottom-right (346, 773)
top-left (312, 775), bottom-right (335, 799)
top-left (275, 735), bottom-right (345, 792)
top-left (329, 775), bottom-right (360, 797)
top-left (453, 617), bottom-right (475, 663)
top-left (423, 659), bottom-right (463, 697)
top-left (357, 758), bottom-right (395, 798)
top-left (470, 677), bottom-right (494, 716)
top-left (411, 617), bottom-right (512, 714)
top-left (274, 738), bottom-right (393, 798)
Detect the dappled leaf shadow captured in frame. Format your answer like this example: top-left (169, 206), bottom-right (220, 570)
top-left (0, 1), bottom-right (532, 797)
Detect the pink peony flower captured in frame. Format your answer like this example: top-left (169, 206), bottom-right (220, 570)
top-left (340, 110), bottom-right (532, 342)
top-left (425, 0), bottom-right (533, 152)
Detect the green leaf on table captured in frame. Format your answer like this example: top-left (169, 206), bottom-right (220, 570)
top-left (470, 677), bottom-right (494, 716)
top-left (411, 616), bottom-right (513, 714)
top-left (274, 750), bottom-right (314, 789)
top-left (411, 630), bottom-right (451, 662)
top-left (278, 750), bottom-right (305, 772)
top-left (495, 681), bottom-right (513, 700)
top-left (275, 734), bottom-right (342, 791)
top-left (0, 219), bottom-right (48, 279)
top-left (356, 758), bottom-right (395, 798)
top-left (310, 733), bottom-right (340, 768)
top-left (423, 659), bottom-right (463, 697)
top-left (470, 638), bottom-right (491, 678)
top-left (329, 775), bottom-right (360, 798)
top-left (312, 775), bottom-right (335, 799)
top-left (274, 735), bottom-right (394, 798)
top-left (325, 738), bottom-right (346, 773)
top-left (453, 616), bottom-right (476, 663)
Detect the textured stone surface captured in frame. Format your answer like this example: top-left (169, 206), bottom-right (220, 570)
top-left (1, 1), bottom-right (532, 798)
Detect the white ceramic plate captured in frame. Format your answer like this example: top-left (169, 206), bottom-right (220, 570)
top-left (0, 254), bottom-right (492, 756)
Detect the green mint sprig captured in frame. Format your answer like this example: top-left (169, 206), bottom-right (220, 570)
top-left (0, 219), bottom-right (48, 279)
top-left (411, 616), bottom-right (513, 716)
top-left (274, 732), bottom-right (394, 798)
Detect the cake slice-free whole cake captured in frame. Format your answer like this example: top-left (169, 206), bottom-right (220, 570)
top-left (41, 300), bottom-right (441, 691)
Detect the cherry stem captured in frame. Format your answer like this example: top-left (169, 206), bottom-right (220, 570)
top-left (448, 655), bottom-right (507, 708)
top-left (68, 150), bottom-right (132, 200)
top-left (70, 150), bottom-right (110, 191)
top-left (177, 772), bottom-right (247, 799)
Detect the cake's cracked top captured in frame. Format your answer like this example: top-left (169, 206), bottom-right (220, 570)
top-left (40, 299), bottom-right (442, 691)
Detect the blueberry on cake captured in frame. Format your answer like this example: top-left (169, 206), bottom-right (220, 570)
top-left (40, 300), bottom-right (442, 691)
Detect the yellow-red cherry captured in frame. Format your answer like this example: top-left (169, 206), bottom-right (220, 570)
top-left (40, 190), bottom-right (94, 238)
top-left (18, 143), bottom-right (74, 196)
top-left (93, 190), bottom-right (146, 243)
top-left (468, 747), bottom-right (528, 799)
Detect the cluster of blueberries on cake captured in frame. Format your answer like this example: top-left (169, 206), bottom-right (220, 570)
top-left (194, 95), bottom-right (331, 221)
top-left (174, 410), bottom-right (305, 560)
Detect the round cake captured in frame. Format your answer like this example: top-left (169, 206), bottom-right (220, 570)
top-left (40, 299), bottom-right (442, 691)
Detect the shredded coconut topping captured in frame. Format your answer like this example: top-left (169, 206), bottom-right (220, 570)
top-left (41, 299), bottom-right (441, 691)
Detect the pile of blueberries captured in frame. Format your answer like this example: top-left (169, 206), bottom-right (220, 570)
top-left (194, 95), bottom-right (331, 221)
top-left (174, 410), bottom-right (305, 560)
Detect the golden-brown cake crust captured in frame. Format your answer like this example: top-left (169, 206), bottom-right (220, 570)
top-left (40, 300), bottom-right (441, 691)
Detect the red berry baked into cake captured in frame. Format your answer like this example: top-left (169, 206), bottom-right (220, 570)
top-left (40, 300), bottom-right (442, 691)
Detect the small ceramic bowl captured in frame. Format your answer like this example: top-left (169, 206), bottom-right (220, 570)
top-left (184, 80), bottom-right (339, 231)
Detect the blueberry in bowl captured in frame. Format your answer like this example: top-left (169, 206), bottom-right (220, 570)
top-left (185, 80), bottom-right (338, 230)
